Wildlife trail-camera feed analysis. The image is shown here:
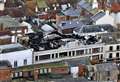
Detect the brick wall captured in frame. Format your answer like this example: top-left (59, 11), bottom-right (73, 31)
top-left (0, 68), bottom-right (11, 81)
top-left (51, 66), bottom-right (69, 74)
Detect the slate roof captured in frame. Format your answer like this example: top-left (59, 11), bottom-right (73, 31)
top-left (58, 17), bottom-right (92, 30)
top-left (62, 7), bottom-right (80, 17)
top-left (78, 0), bottom-right (92, 12)
top-left (0, 43), bottom-right (26, 53)
top-left (0, 60), bottom-right (12, 67)
top-left (77, 0), bottom-right (99, 15)
top-left (91, 11), bottom-right (106, 21)
top-left (80, 24), bottom-right (117, 33)
top-left (58, 19), bottom-right (84, 30)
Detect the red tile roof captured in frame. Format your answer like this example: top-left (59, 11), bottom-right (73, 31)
top-left (111, 3), bottom-right (120, 13)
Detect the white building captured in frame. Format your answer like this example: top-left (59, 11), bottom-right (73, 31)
top-left (91, 11), bottom-right (115, 26)
top-left (0, 44), bottom-right (33, 68)
top-left (33, 32), bottom-right (120, 64)
top-left (104, 43), bottom-right (120, 62)
top-left (34, 39), bottom-right (104, 64)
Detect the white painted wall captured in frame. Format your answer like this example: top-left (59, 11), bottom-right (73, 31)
top-left (0, 49), bottom-right (33, 68)
top-left (34, 43), bottom-right (104, 64)
top-left (92, 0), bottom-right (98, 9)
top-left (104, 44), bottom-right (120, 59)
top-left (96, 14), bottom-right (115, 26)
top-left (0, 3), bottom-right (4, 11)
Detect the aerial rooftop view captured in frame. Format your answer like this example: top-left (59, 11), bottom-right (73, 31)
top-left (1, 0), bottom-right (120, 82)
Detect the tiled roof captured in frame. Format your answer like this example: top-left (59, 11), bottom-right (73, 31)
top-left (111, 3), bottom-right (120, 12)
top-left (62, 7), bottom-right (80, 17)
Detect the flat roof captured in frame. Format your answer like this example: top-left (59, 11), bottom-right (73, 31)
top-left (0, 43), bottom-right (26, 53)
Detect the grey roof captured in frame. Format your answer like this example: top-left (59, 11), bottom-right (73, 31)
top-left (80, 24), bottom-right (117, 33)
top-left (78, 0), bottom-right (92, 11)
top-left (0, 43), bottom-right (26, 53)
top-left (0, 15), bottom-right (20, 28)
top-left (58, 19), bottom-right (92, 30)
top-left (0, 43), bottom-right (23, 50)
top-left (58, 19), bottom-right (83, 30)
top-left (95, 63), bottom-right (118, 72)
top-left (91, 11), bottom-right (106, 21)
top-left (62, 7), bottom-right (80, 17)
top-left (0, 60), bottom-right (12, 67)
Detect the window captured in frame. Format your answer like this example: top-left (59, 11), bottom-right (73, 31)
top-left (19, 72), bottom-right (23, 77)
top-left (85, 49), bottom-right (88, 54)
top-left (59, 52), bottom-right (67, 58)
top-left (92, 48), bottom-right (100, 53)
top-left (35, 56), bottom-right (38, 61)
top-left (101, 54), bottom-right (103, 59)
top-left (101, 47), bottom-right (103, 52)
top-left (107, 71), bottom-right (110, 76)
top-left (92, 55), bottom-right (99, 60)
top-left (109, 53), bottom-right (112, 59)
top-left (14, 61), bottom-right (18, 67)
top-left (109, 46), bottom-right (113, 51)
top-left (55, 53), bottom-right (58, 58)
top-left (52, 54), bottom-right (54, 59)
top-left (24, 59), bottom-right (27, 65)
top-left (72, 51), bottom-right (75, 56)
top-left (39, 54), bottom-right (50, 60)
top-left (76, 50), bottom-right (84, 55)
top-left (69, 51), bottom-right (72, 56)
top-left (117, 46), bottom-right (120, 51)
top-left (89, 49), bottom-right (91, 54)
top-left (44, 69), bottom-right (47, 74)
top-left (48, 68), bottom-right (51, 73)
top-left (15, 72), bottom-right (18, 77)
top-left (40, 69), bottom-right (43, 74)
top-left (116, 53), bottom-right (119, 58)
